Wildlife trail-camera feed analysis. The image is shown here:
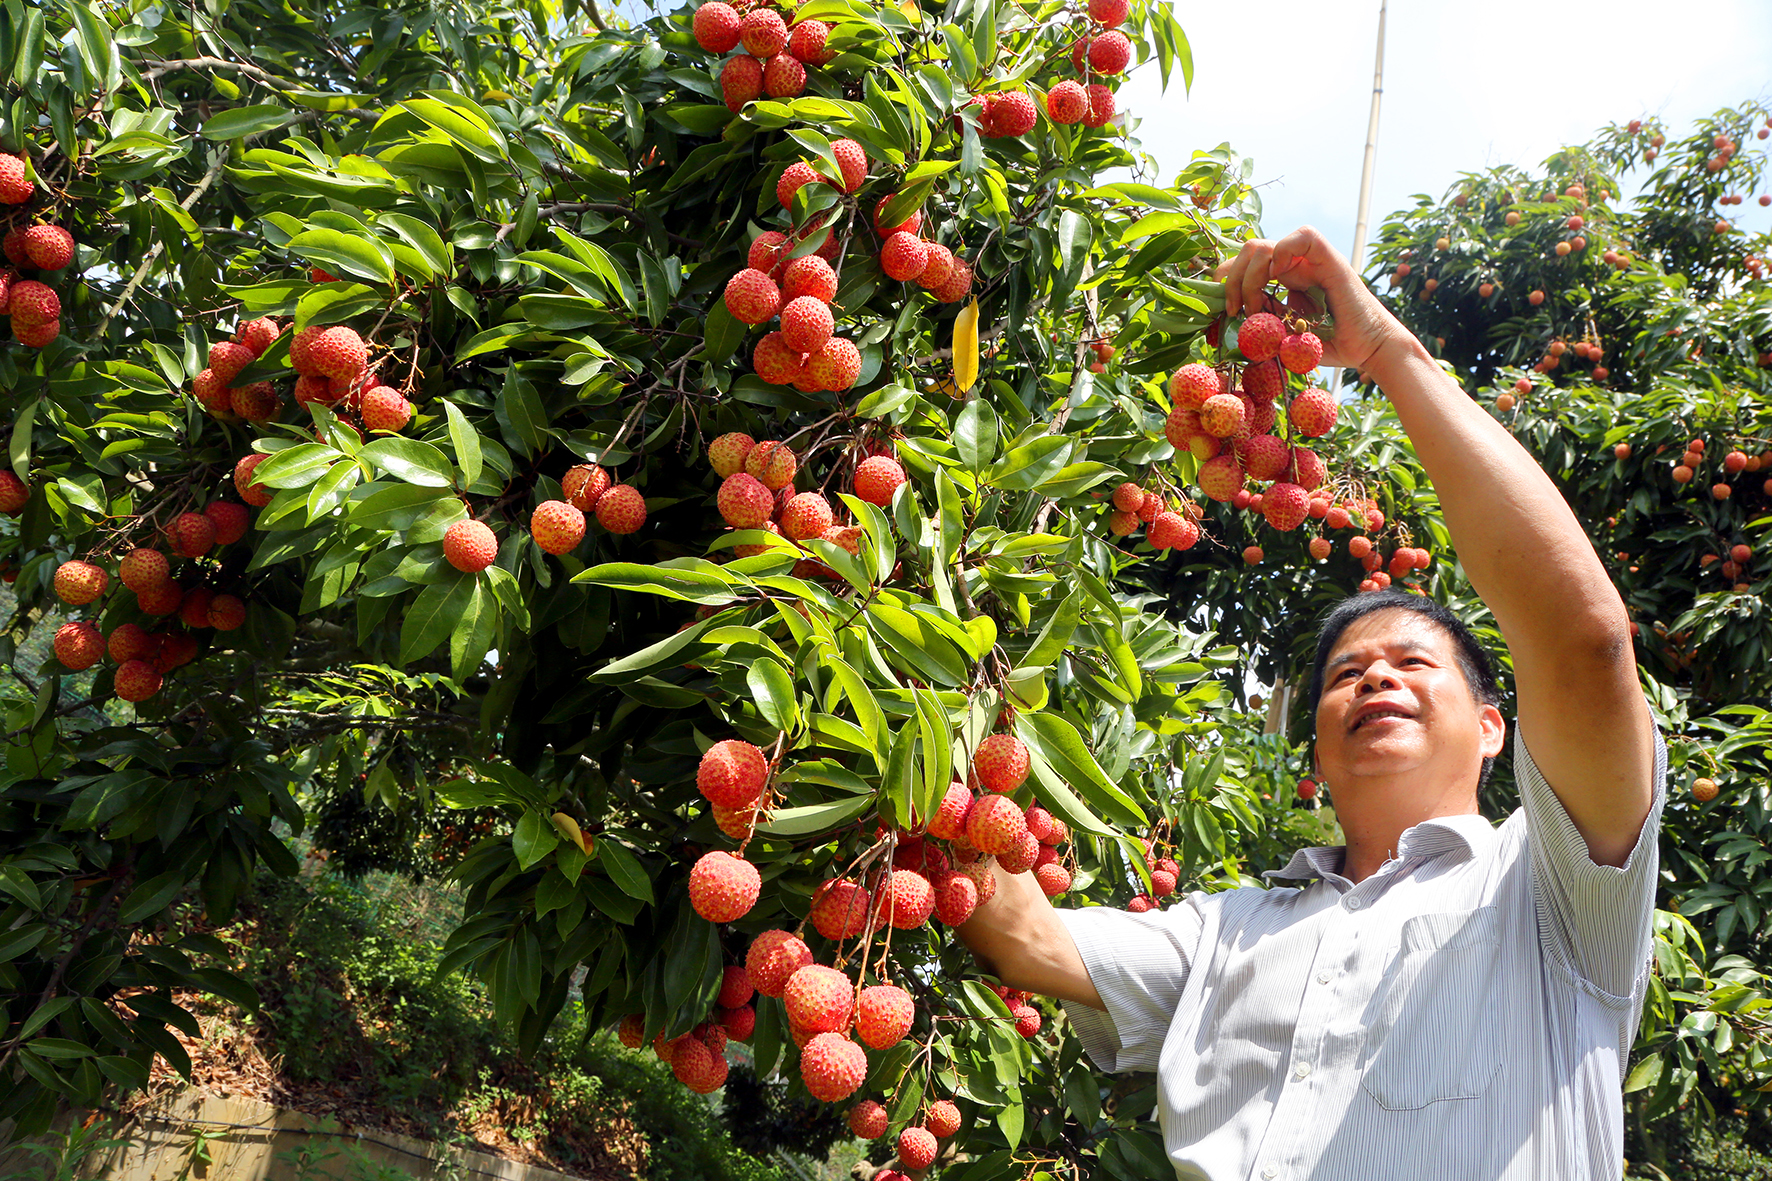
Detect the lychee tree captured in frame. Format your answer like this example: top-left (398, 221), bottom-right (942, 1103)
top-left (0, 0), bottom-right (1444, 1167)
top-left (1364, 103), bottom-right (1772, 1139)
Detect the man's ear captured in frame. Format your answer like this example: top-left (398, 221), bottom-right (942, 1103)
top-left (1479, 703), bottom-right (1505, 760)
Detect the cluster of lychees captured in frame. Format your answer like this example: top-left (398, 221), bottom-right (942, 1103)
top-left (1124, 838), bottom-right (1183, 912)
top-left (1691, 542), bottom-right (1757, 595)
top-left (43, 499), bottom-right (259, 702)
top-left (1164, 313), bottom-right (1338, 537)
top-left (847, 1095), bottom-right (965, 1176)
top-left (663, 733), bottom-right (1065, 1104)
top-left (437, 464), bottom-right (646, 576)
top-left (0, 155), bottom-right (73, 350)
top-left (615, 963), bottom-right (758, 1094)
top-left (1104, 483), bottom-right (1204, 551)
top-left (1042, 0), bottom-right (1130, 128)
top-left (710, 433), bottom-right (909, 575)
top-left (1663, 436), bottom-right (1772, 507)
top-left (693, 0), bottom-right (836, 110)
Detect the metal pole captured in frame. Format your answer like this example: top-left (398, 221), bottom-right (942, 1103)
top-left (1330, 0), bottom-right (1387, 395)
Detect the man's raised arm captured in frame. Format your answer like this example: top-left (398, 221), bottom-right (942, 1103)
top-left (1220, 226), bottom-right (1656, 866)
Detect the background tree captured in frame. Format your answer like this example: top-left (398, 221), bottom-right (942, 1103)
top-left (1364, 102), bottom-right (1772, 1169)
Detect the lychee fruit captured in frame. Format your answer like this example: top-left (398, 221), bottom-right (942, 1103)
top-left (53, 621), bottom-right (104, 671)
top-left (925, 1099), bottom-right (962, 1138)
top-left (443, 519), bottom-right (499, 573)
top-left (718, 473), bottom-right (777, 529)
top-left (788, 18), bottom-right (835, 65)
top-left (114, 659), bottom-right (163, 703)
top-left (1290, 446), bottom-right (1326, 491)
top-left (689, 851), bottom-right (761, 923)
top-left (745, 440), bottom-right (798, 490)
top-left (724, 268), bottom-right (782, 324)
top-left (204, 501), bottom-right (251, 546)
top-left (0, 471), bottom-right (29, 515)
top-left (898, 1128), bottom-right (937, 1170)
top-left (881, 868), bottom-right (935, 929)
top-left (139, 580), bottom-right (183, 617)
top-left (830, 138), bottom-right (868, 191)
top-left (849, 1101), bottom-right (888, 1140)
top-left (748, 930), bottom-right (813, 998)
top-left (873, 194), bottom-right (923, 237)
top-left (1085, 30), bottom-right (1131, 73)
top-left (708, 435), bottom-right (755, 480)
top-left (1083, 84), bottom-right (1116, 128)
top-left (1279, 332), bottom-right (1323, 374)
top-left (780, 492), bottom-right (835, 541)
top-left (1261, 482), bottom-right (1309, 531)
top-left (1089, 0), bottom-right (1129, 25)
top-left (107, 623), bottom-right (157, 665)
top-left (777, 160), bottom-right (824, 211)
top-left (916, 243), bottom-right (956, 291)
top-left (779, 295), bottom-right (834, 354)
top-left (1289, 388), bottom-right (1337, 437)
top-left (721, 54), bottom-right (763, 110)
top-left (0, 155), bottom-right (33, 204)
top-left (54, 560), bottom-right (108, 606)
top-left (928, 783), bottom-right (974, 840)
top-left (303, 326), bottom-right (368, 381)
top-left (531, 500), bottom-right (587, 554)
top-left (853, 455), bottom-right (906, 506)
top-left (208, 594), bottom-right (247, 630)
top-left (563, 463), bottom-right (612, 510)
top-left (23, 225), bottom-right (74, 271)
top-left (804, 337), bottom-right (861, 392)
top-left (1168, 363), bottom-right (1220, 410)
top-left (361, 386), bottom-right (413, 432)
top-left (800, 1033), bottom-right (867, 1102)
top-left (763, 53), bottom-right (806, 98)
top-left (782, 255), bottom-right (838, 303)
top-left (1047, 80), bottom-right (1088, 124)
top-left (693, 1), bottom-right (742, 52)
top-left (234, 454), bottom-right (273, 507)
top-left (9, 281), bottom-right (59, 324)
top-left (1199, 392), bottom-right (1246, 438)
top-left (1239, 434), bottom-right (1289, 481)
top-left (932, 870), bottom-right (978, 925)
top-left (596, 485), bottom-right (647, 534)
top-left (698, 738), bottom-right (767, 807)
top-left (930, 259), bottom-right (973, 302)
top-left (880, 232), bottom-right (929, 282)
top-left (965, 793), bottom-right (1029, 856)
top-left (855, 984), bottom-right (914, 1049)
top-left (973, 734), bottom-right (1029, 792)
top-left (119, 548), bottom-right (170, 593)
top-left (168, 512), bottom-right (217, 558)
top-left (984, 90), bottom-right (1038, 137)
top-left (784, 964), bottom-right (853, 1033)
top-left (811, 878), bottom-right (873, 939)
top-left (739, 8), bottom-right (787, 56)
top-left (1148, 512), bottom-right (1199, 550)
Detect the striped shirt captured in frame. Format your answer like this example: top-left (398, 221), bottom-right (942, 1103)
top-left (1057, 724), bottom-right (1667, 1181)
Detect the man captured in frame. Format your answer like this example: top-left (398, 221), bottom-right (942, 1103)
top-left (957, 226), bottom-right (1664, 1180)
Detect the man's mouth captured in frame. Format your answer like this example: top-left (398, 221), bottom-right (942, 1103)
top-left (1351, 708), bottom-right (1414, 732)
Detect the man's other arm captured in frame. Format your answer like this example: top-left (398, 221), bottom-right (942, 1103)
top-left (955, 860), bottom-right (1104, 1010)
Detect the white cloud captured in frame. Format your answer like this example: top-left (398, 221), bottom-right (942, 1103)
top-left (1121, 0), bottom-right (1772, 261)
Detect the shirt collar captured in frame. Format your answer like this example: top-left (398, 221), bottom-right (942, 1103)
top-left (1262, 813), bottom-right (1497, 884)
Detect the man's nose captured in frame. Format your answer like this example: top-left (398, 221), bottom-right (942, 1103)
top-left (1356, 663), bottom-right (1402, 692)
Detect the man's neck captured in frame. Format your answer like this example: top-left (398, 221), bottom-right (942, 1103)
top-left (1332, 778), bottom-right (1481, 884)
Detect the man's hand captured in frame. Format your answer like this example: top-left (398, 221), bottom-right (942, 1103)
top-left (1213, 225), bottom-right (1403, 374)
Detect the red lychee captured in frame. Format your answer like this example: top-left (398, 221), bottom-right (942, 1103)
top-left (916, 243), bottom-right (956, 291)
top-left (830, 138), bottom-right (868, 191)
top-left (721, 54), bottom-right (763, 110)
top-left (973, 734), bottom-right (1028, 792)
top-left (1047, 80), bottom-right (1088, 124)
top-left (805, 337), bottom-right (861, 392)
top-left (360, 386), bottom-right (413, 432)
top-left (54, 560), bottom-right (108, 606)
top-left (9, 280), bottom-right (59, 324)
top-left (739, 8), bottom-right (787, 55)
top-left (763, 53), bottom-right (806, 98)
top-left (782, 255), bottom-right (838, 303)
top-left (811, 878), bottom-right (873, 939)
top-left (698, 738), bottom-right (767, 807)
top-left (531, 500), bottom-right (587, 554)
top-left (563, 463), bottom-right (612, 510)
top-left (1168, 363), bottom-right (1220, 410)
top-left (777, 160), bottom-right (824, 211)
top-left (780, 492), bottom-right (835, 541)
top-left (53, 621), bottom-right (104, 671)
top-left (724, 267), bottom-right (782, 324)
top-left (1236, 312), bottom-right (1285, 363)
top-left (204, 501), bottom-right (251, 546)
top-left (745, 440), bottom-right (798, 490)
top-left (849, 1101), bottom-right (888, 1140)
top-left (443, 519), bottom-right (498, 573)
top-left (1086, 30), bottom-right (1131, 73)
top-left (114, 659), bottom-right (163, 703)
top-left (168, 511), bottom-right (217, 558)
top-left (596, 485), bottom-right (647, 534)
top-left (1288, 388), bottom-right (1337, 437)
top-left (23, 225), bottom-right (74, 271)
top-left (855, 984), bottom-right (914, 1049)
top-left (788, 18), bottom-right (835, 65)
top-left (932, 870), bottom-right (978, 925)
top-left (800, 1033), bottom-right (867, 1102)
top-left (0, 155), bottom-right (33, 204)
top-left (719, 473), bottom-right (776, 529)
top-left (784, 964), bottom-right (853, 1033)
top-left (748, 930), bottom-right (813, 997)
top-left (208, 594), bottom-right (246, 630)
top-left (853, 455), bottom-right (906, 506)
top-left (881, 868), bottom-right (935, 929)
top-left (780, 295), bottom-right (834, 354)
top-left (1279, 332), bottom-right (1324, 374)
top-left (1261, 482), bottom-right (1309, 531)
top-left (119, 548), bottom-right (170, 593)
top-left (873, 194), bottom-right (923, 237)
top-left (693, 1), bottom-right (742, 52)
top-left (689, 851), bottom-right (761, 923)
top-left (898, 1128), bottom-right (937, 1170)
top-left (965, 793), bottom-right (1028, 856)
top-left (1148, 512), bottom-right (1199, 550)
top-left (880, 232), bottom-right (929, 282)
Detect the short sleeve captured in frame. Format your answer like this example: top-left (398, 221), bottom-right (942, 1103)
top-left (1052, 895), bottom-right (1206, 1073)
top-left (1519, 721), bottom-right (1667, 1000)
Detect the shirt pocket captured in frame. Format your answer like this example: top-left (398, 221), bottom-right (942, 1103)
top-left (1359, 905), bottom-right (1502, 1110)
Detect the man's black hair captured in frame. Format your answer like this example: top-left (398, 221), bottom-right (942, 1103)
top-left (1305, 590), bottom-right (1504, 791)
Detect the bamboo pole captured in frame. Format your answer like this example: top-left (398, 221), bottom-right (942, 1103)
top-left (1329, 0), bottom-right (1388, 396)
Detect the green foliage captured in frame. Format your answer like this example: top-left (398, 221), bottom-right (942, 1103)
top-left (1367, 102), bottom-right (1772, 1137)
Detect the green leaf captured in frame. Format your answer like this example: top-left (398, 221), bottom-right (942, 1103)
top-left (359, 437), bottom-right (456, 487)
top-left (118, 871), bottom-right (188, 925)
top-left (400, 572), bottom-right (476, 664)
top-left (576, 561), bottom-right (740, 605)
top-left (758, 796), bottom-right (876, 837)
top-left (597, 839), bottom-right (654, 903)
top-left (201, 105), bottom-right (298, 140)
top-left (746, 659), bottom-right (800, 733)
top-left (514, 810), bottom-right (558, 870)
top-left (955, 398), bottom-right (998, 473)
top-left (450, 581), bottom-right (498, 682)
top-left (288, 227), bottom-right (396, 286)
top-left (1016, 712), bottom-right (1145, 830)
top-left (441, 400), bottom-right (484, 488)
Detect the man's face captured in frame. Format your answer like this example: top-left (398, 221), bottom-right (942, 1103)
top-left (1313, 609), bottom-right (1502, 793)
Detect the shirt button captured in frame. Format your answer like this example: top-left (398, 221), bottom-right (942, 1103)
top-left (1294, 1061), bottom-right (1312, 1079)
top-left (1316, 970), bottom-right (1332, 984)
top-left (1262, 1169), bottom-right (1278, 1180)
top-left (1346, 896), bottom-right (1363, 910)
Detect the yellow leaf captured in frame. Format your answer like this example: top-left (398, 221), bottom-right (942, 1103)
top-left (898, 0), bottom-right (921, 20)
top-left (551, 812), bottom-right (590, 854)
top-left (953, 298), bottom-right (980, 393)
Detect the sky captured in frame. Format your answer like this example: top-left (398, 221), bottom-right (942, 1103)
top-left (1120, 0), bottom-right (1772, 268)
